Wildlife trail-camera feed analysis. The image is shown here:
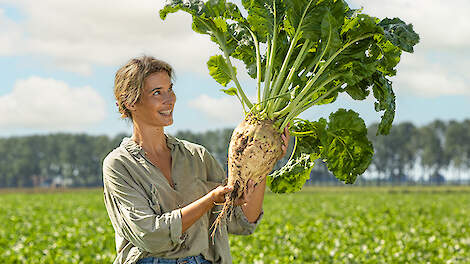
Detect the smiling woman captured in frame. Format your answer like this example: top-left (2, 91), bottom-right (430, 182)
top-left (103, 55), bottom-right (289, 264)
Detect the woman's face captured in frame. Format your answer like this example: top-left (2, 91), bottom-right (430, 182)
top-left (131, 71), bottom-right (176, 128)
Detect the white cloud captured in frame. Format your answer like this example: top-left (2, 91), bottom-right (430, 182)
top-left (0, 76), bottom-right (106, 129)
top-left (0, 8), bottom-right (23, 56)
top-left (188, 94), bottom-right (244, 124)
top-left (392, 53), bottom-right (470, 98)
top-left (2, 0), bottom-right (469, 99)
top-left (1, 0), bottom-right (219, 75)
top-left (345, 0), bottom-right (470, 98)
top-left (348, 0), bottom-right (470, 51)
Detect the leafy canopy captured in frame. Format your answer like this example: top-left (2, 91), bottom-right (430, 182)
top-left (160, 0), bottom-right (419, 192)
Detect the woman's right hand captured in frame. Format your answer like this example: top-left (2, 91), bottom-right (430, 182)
top-left (209, 185), bottom-right (233, 204)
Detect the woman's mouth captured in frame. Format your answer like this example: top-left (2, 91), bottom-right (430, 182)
top-left (158, 110), bottom-right (172, 116)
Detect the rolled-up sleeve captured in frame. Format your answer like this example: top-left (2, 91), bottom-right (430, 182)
top-left (202, 149), bottom-right (263, 236)
top-left (227, 206), bottom-right (263, 235)
top-left (103, 157), bottom-right (184, 254)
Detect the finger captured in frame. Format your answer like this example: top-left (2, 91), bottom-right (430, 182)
top-left (244, 181), bottom-right (255, 199)
top-left (247, 180), bottom-right (255, 192)
top-left (281, 143), bottom-right (287, 155)
top-left (222, 185), bottom-right (234, 194)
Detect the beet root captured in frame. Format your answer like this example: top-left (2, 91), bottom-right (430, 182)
top-left (211, 115), bottom-right (283, 236)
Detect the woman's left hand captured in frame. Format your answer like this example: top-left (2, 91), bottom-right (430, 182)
top-left (233, 180), bottom-right (255, 206)
top-left (280, 125), bottom-right (290, 158)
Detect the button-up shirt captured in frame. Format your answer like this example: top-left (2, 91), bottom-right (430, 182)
top-left (102, 135), bottom-right (262, 264)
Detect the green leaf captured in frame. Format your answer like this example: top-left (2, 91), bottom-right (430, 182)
top-left (343, 79), bottom-right (371, 100)
top-left (268, 118), bottom-right (327, 193)
top-left (241, 0), bottom-right (286, 42)
top-left (220, 87), bottom-right (238, 96)
top-left (379, 17), bottom-right (420, 53)
top-left (341, 14), bottom-right (383, 42)
top-left (268, 152), bottom-right (316, 194)
top-left (213, 17), bottom-right (228, 32)
top-left (372, 72), bottom-right (396, 135)
top-left (160, 0), bottom-right (419, 133)
top-left (207, 55), bottom-right (236, 87)
top-left (269, 110), bottom-right (373, 191)
top-left (160, 0), bottom-right (243, 21)
top-left (285, 0), bottom-right (322, 41)
top-left (323, 109), bottom-right (374, 183)
top-left (310, 84), bottom-right (338, 105)
top-left (227, 23), bottom-right (260, 79)
top-left (320, 10), bottom-right (343, 58)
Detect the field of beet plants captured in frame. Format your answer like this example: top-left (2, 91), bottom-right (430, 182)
top-left (1, 186), bottom-right (470, 263)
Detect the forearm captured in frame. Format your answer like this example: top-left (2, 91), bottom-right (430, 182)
top-left (241, 177), bottom-right (266, 223)
top-left (180, 192), bottom-right (214, 233)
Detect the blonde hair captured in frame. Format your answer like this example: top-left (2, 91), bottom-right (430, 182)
top-left (114, 56), bottom-right (174, 119)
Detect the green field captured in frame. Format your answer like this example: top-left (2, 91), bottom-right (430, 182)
top-left (1, 187), bottom-right (470, 263)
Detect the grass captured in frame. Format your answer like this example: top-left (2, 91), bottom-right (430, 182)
top-left (1, 186), bottom-right (469, 263)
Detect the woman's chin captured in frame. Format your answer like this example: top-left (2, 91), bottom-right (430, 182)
top-left (162, 117), bottom-right (174, 127)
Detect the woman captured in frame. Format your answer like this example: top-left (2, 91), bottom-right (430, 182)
top-left (103, 56), bottom-right (289, 264)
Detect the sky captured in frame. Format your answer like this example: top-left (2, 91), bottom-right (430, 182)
top-left (0, 0), bottom-right (469, 138)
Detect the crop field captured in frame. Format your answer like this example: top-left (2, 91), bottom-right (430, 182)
top-left (1, 186), bottom-right (470, 263)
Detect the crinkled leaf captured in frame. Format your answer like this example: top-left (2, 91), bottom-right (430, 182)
top-left (372, 72), bottom-right (396, 135)
top-left (268, 152), bottom-right (316, 193)
top-left (213, 17), bottom-right (228, 32)
top-left (241, 0), bottom-right (285, 42)
top-left (161, 0), bottom-right (419, 142)
top-left (320, 10), bottom-right (343, 58)
top-left (379, 17), bottom-right (420, 53)
top-left (324, 109), bottom-right (374, 183)
top-left (267, 118), bottom-right (327, 193)
top-left (207, 55), bottom-right (235, 87)
top-left (161, 0), bottom-right (248, 56)
top-left (312, 86), bottom-right (338, 105)
top-left (227, 23), bottom-right (260, 79)
top-left (369, 35), bottom-right (402, 76)
top-left (269, 110), bottom-right (373, 192)
top-left (160, 0), bottom-right (243, 21)
top-left (341, 14), bottom-right (383, 42)
top-left (343, 79), bottom-right (371, 100)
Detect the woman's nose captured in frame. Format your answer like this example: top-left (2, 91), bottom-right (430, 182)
top-left (163, 91), bottom-right (175, 104)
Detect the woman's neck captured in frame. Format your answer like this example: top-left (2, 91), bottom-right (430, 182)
top-left (131, 122), bottom-right (168, 154)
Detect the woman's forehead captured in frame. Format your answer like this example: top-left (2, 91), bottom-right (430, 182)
top-left (144, 71), bottom-right (171, 87)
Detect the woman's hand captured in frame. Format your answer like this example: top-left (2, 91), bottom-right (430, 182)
top-left (209, 180), bottom-right (257, 206)
top-left (209, 185), bottom-right (233, 204)
top-left (233, 180), bottom-right (256, 206)
top-left (280, 125), bottom-right (290, 158)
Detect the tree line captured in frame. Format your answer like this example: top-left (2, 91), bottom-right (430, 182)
top-left (0, 119), bottom-right (469, 188)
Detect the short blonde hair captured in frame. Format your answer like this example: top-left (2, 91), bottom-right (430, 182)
top-left (114, 55), bottom-right (174, 119)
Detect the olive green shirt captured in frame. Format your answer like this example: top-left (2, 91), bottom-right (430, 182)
top-left (102, 135), bottom-right (262, 264)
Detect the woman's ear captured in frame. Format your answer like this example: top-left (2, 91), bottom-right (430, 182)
top-left (125, 103), bottom-right (136, 111)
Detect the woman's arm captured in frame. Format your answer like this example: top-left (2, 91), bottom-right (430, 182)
top-left (240, 178), bottom-right (267, 223)
top-left (180, 185), bottom-right (233, 233)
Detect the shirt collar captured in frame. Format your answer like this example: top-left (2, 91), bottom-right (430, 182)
top-left (121, 133), bottom-right (180, 157)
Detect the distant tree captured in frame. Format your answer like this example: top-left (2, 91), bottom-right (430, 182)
top-left (367, 123), bottom-right (389, 183)
top-left (367, 122), bottom-right (418, 184)
top-left (465, 120), bottom-right (470, 174)
top-left (2, 119), bottom-right (470, 188)
top-left (418, 121), bottom-right (448, 184)
top-left (445, 121), bottom-right (468, 183)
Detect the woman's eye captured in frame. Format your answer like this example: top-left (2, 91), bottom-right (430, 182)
top-left (153, 90), bottom-right (160, 95)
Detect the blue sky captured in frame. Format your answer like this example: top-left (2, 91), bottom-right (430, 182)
top-left (0, 0), bottom-right (469, 138)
